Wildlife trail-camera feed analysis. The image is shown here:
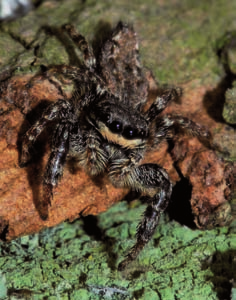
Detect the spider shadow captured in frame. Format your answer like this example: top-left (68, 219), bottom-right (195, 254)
top-left (167, 174), bottom-right (196, 229)
top-left (77, 188), bottom-right (149, 270)
top-left (17, 100), bottom-right (55, 220)
top-left (164, 139), bottom-right (196, 228)
top-left (202, 249), bottom-right (236, 300)
top-left (203, 72), bottom-right (235, 124)
top-left (91, 20), bottom-right (113, 58)
top-left (74, 213), bottom-right (119, 270)
top-left (203, 30), bottom-right (236, 124)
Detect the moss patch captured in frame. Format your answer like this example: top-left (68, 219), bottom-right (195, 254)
top-left (1, 0), bottom-right (236, 84)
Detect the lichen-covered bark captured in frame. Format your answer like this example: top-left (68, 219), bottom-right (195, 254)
top-left (1, 203), bottom-right (236, 299)
top-left (0, 0), bottom-right (236, 299)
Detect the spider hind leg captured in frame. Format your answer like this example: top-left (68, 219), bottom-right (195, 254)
top-left (62, 24), bottom-right (96, 68)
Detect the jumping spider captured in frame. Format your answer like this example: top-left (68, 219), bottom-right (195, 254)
top-left (20, 22), bottom-right (210, 270)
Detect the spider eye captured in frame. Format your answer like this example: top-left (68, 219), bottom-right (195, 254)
top-left (99, 113), bottom-right (110, 125)
top-left (122, 127), bottom-right (148, 139)
top-left (122, 126), bottom-right (137, 139)
top-left (139, 129), bottom-right (148, 138)
top-left (109, 121), bottom-right (123, 133)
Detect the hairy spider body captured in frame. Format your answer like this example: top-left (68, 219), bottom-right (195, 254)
top-left (20, 22), bottom-right (210, 270)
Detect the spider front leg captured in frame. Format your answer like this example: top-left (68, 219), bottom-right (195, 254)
top-left (153, 114), bottom-right (212, 147)
top-left (43, 123), bottom-right (70, 214)
top-left (109, 162), bottom-right (172, 270)
top-left (20, 99), bottom-right (72, 167)
top-left (146, 89), bottom-right (211, 143)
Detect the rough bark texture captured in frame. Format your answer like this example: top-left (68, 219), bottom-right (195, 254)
top-left (0, 0), bottom-right (236, 299)
top-left (0, 72), bottom-right (235, 240)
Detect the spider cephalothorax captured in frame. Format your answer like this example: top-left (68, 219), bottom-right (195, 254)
top-left (20, 22), bottom-right (210, 270)
top-left (89, 96), bottom-right (149, 146)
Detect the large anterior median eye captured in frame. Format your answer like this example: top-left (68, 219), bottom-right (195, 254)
top-left (109, 120), bottom-right (123, 133)
top-left (122, 126), bottom-right (137, 139)
top-left (122, 127), bottom-right (148, 139)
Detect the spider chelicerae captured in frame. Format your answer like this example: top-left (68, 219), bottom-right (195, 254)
top-left (20, 22), bottom-right (210, 270)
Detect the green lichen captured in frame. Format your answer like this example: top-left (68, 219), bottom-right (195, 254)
top-left (1, 0), bottom-right (236, 85)
top-left (1, 201), bottom-right (236, 299)
top-left (223, 82), bottom-right (236, 124)
top-left (0, 272), bottom-right (7, 300)
top-left (0, 31), bottom-right (25, 66)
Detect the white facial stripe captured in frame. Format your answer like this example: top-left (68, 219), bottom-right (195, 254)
top-left (98, 122), bottom-right (143, 149)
